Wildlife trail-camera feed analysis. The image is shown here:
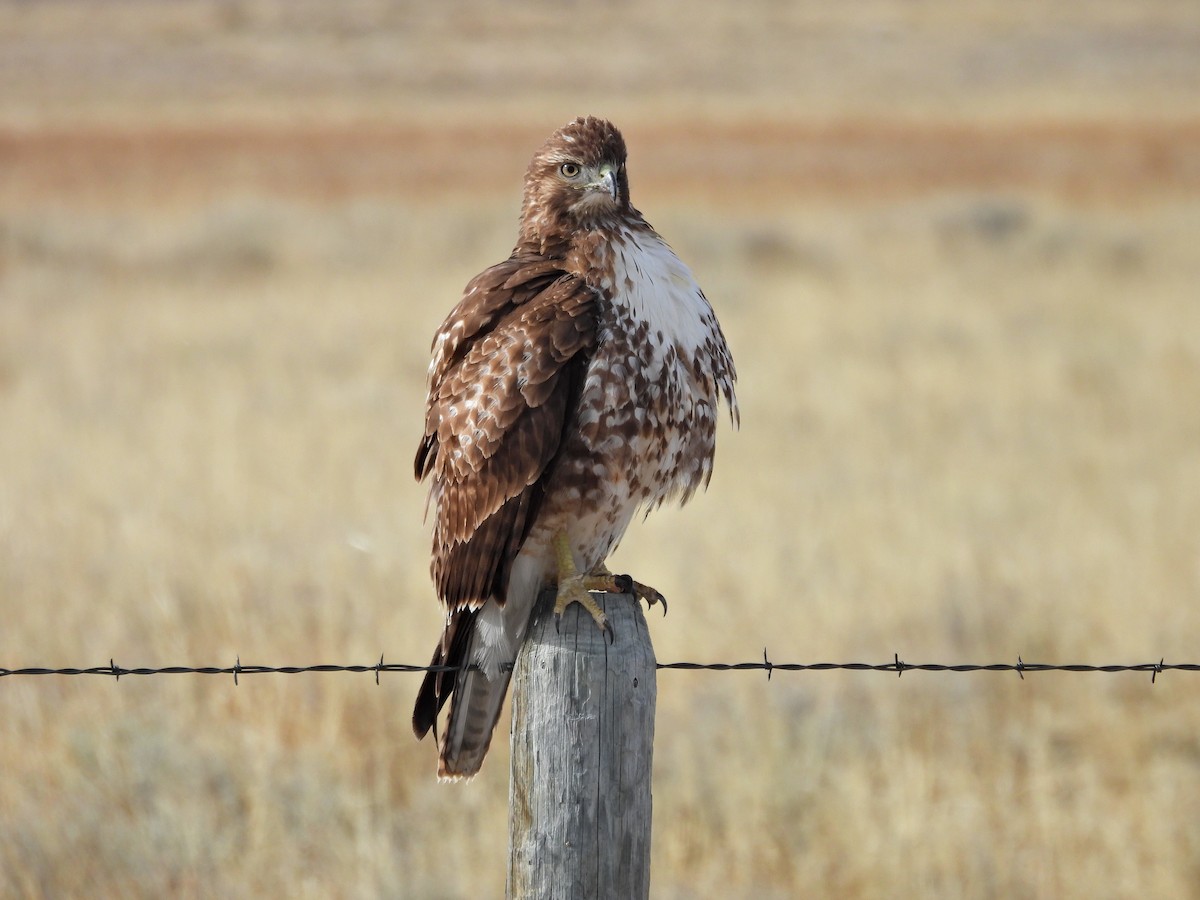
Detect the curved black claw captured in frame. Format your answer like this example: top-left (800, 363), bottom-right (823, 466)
top-left (552, 603), bottom-right (613, 642)
top-left (616, 573), bottom-right (668, 617)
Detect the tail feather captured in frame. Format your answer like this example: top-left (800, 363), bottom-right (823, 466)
top-left (412, 607), bottom-right (475, 741)
top-left (411, 604), bottom-right (516, 780)
top-left (438, 667), bottom-right (512, 780)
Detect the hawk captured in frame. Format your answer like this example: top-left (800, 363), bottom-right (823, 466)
top-left (412, 116), bottom-right (738, 779)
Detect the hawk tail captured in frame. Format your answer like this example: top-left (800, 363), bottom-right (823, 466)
top-left (438, 667), bottom-right (512, 780)
top-left (411, 604), bottom-right (518, 780)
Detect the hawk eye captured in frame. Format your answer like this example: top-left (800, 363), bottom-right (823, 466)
top-left (559, 163), bottom-right (581, 178)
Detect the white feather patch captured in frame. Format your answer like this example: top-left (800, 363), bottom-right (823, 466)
top-left (470, 553), bottom-right (544, 679)
top-left (609, 229), bottom-right (715, 361)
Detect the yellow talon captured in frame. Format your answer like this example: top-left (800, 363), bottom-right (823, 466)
top-left (585, 561), bottom-right (667, 615)
top-left (591, 563), bottom-right (668, 615)
top-left (553, 574), bottom-right (612, 639)
top-left (551, 532), bottom-right (618, 639)
top-left (551, 533), bottom-right (668, 639)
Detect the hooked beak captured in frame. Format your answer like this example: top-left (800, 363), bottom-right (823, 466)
top-left (600, 169), bottom-right (617, 201)
top-left (592, 167), bottom-right (618, 201)
top-left (571, 165), bottom-right (621, 218)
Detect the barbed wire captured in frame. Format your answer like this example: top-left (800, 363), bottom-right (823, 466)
top-left (0, 653), bottom-right (1193, 684)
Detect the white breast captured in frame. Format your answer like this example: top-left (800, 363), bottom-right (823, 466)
top-left (603, 229), bottom-right (716, 365)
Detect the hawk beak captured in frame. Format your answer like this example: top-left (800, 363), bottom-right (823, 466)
top-left (598, 169), bottom-right (617, 201)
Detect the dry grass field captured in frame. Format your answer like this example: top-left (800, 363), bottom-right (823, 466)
top-left (2, 1), bottom-right (1200, 897)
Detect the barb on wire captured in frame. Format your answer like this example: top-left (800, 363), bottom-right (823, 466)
top-left (3, 655), bottom-right (1199, 683)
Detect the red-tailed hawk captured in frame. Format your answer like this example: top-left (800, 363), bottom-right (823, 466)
top-left (412, 116), bottom-right (738, 779)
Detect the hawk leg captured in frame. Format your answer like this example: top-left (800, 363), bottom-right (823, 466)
top-left (552, 531), bottom-right (625, 641)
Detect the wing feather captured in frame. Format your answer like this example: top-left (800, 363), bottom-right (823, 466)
top-left (416, 256), bottom-right (598, 613)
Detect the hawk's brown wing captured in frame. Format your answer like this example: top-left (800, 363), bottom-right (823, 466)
top-left (416, 255), bottom-right (598, 610)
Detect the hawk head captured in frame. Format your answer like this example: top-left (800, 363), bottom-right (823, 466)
top-left (519, 117), bottom-right (633, 248)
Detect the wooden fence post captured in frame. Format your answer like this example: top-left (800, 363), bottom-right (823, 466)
top-left (507, 590), bottom-right (657, 900)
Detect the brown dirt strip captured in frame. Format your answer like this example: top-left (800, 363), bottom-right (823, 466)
top-left (2, 119), bottom-right (1197, 208)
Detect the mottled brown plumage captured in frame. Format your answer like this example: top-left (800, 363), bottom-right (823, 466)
top-left (413, 116), bottom-right (737, 779)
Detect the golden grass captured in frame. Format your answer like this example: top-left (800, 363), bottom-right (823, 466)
top-left (3, 1), bottom-right (1200, 896)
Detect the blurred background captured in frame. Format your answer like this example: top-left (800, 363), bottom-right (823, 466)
top-left (2, 1), bottom-right (1199, 896)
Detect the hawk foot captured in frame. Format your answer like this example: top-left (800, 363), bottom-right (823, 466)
top-left (588, 564), bottom-right (668, 617)
top-left (553, 574), bottom-right (615, 643)
top-left (626, 576), bottom-right (668, 617)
